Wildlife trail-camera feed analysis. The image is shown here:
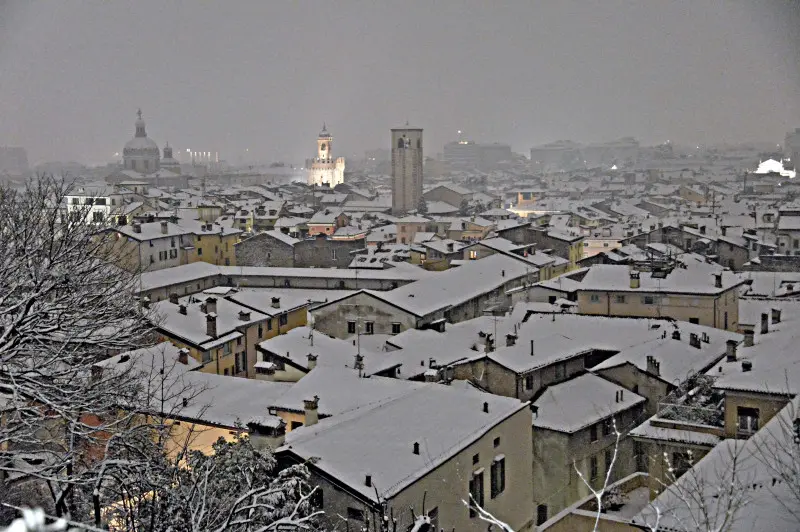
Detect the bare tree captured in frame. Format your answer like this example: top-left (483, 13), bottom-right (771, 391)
top-left (0, 176), bottom-right (155, 520)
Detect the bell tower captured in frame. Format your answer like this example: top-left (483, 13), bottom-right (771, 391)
top-left (318, 123), bottom-right (333, 161)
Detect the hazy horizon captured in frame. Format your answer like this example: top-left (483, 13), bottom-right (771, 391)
top-left (1, 1), bottom-right (799, 166)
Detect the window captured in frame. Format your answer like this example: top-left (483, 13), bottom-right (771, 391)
top-left (615, 295), bottom-right (626, 304)
top-left (605, 449), bottom-right (614, 476)
top-left (555, 362), bottom-right (566, 380)
top-left (197, 247), bottom-right (203, 256)
top-left (202, 350), bottom-right (211, 363)
top-left (590, 455), bottom-right (598, 482)
top-left (267, 319), bottom-right (273, 331)
top-left (469, 250), bottom-right (478, 260)
top-left (347, 508), bottom-right (364, 521)
top-left (537, 505), bottom-right (548, 526)
top-left (365, 321), bottom-right (374, 334)
top-left (468, 470), bottom-right (484, 518)
top-left (634, 440), bottom-right (647, 472)
top-left (689, 318), bottom-right (700, 325)
top-left (290, 421), bottom-right (303, 430)
top-left (490, 456), bottom-right (506, 498)
top-left (169, 249), bottom-right (177, 259)
top-left (672, 451), bottom-right (692, 478)
top-left (92, 211), bottom-right (104, 223)
top-left (794, 239), bottom-right (799, 249)
top-left (223, 343), bottom-right (232, 355)
top-left (279, 313), bottom-right (288, 326)
top-left (737, 407), bottom-right (760, 435)
top-left (223, 368), bottom-right (229, 376)
top-left (347, 321), bottom-right (356, 334)
top-left (391, 322), bottom-right (401, 334)
top-left (472, 453), bottom-right (480, 465)
top-left (171, 238), bottom-right (176, 248)
top-left (590, 294), bottom-right (600, 303)
top-left (258, 324), bottom-right (264, 339)
top-left (590, 424), bottom-right (598, 442)
top-left (236, 337), bottom-right (242, 346)
top-left (150, 255), bottom-right (154, 264)
top-left (525, 375), bottom-right (534, 390)
top-left (493, 437), bottom-right (501, 448)
top-left (642, 295), bottom-right (655, 305)
top-left (311, 488), bottom-right (323, 509)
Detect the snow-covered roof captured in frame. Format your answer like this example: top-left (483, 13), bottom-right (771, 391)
top-left (532, 373), bottom-right (645, 433)
top-left (579, 264), bottom-right (742, 295)
top-left (280, 384), bottom-right (527, 502)
top-left (628, 417), bottom-right (722, 447)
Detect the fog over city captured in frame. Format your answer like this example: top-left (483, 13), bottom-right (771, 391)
top-left (1, 0), bottom-right (799, 165)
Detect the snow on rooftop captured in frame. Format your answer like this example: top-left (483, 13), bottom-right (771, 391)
top-left (532, 373), bottom-right (645, 433)
top-left (281, 384), bottom-right (527, 502)
top-left (580, 264), bottom-right (741, 294)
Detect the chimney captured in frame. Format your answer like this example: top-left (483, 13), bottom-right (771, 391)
top-left (205, 297), bottom-right (217, 314)
top-left (689, 333), bottom-right (701, 349)
top-left (713, 273), bottom-right (722, 289)
top-left (743, 327), bottom-right (755, 347)
top-left (672, 330), bottom-right (681, 341)
top-left (530, 339), bottom-right (535, 356)
top-left (446, 242), bottom-right (454, 252)
top-left (726, 339), bottom-right (738, 362)
top-left (178, 304), bottom-right (187, 315)
top-left (760, 313), bottom-right (769, 335)
top-left (307, 353), bottom-right (317, 370)
top-left (742, 360), bottom-right (753, 372)
top-left (646, 355), bottom-right (661, 377)
top-left (413, 442), bottom-right (420, 455)
top-left (483, 401), bottom-right (489, 413)
top-left (132, 223), bottom-right (142, 234)
top-left (206, 312), bottom-right (217, 337)
top-left (248, 418), bottom-right (286, 450)
top-left (771, 308), bottom-right (782, 324)
top-left (501, 269), bottom-right (505, 277)
top-left (238, 310), bottom-right (251, 321)
top-left (304, 395), bottom-right (320, 426)
top-left (630, 270), bottom-right (640, 289)
top-left (271, 296), bottom-right (281, 309)
top-left (160, 221), bottom-right (168, 235)
top-left (169, 292), bottom-right (179, 304)
top-left (506, 334), bottom-right (517, 347)
top-left (178, 348), bottom-right (190, 365)
top-left (365, 475), bottom-right (372, 487)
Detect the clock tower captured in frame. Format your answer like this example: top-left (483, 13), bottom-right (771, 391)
top-left (306, 123), bottom-right (346, 187)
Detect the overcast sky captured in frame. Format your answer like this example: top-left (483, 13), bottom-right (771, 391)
top-left (1, 1), bottom-right (799, 165)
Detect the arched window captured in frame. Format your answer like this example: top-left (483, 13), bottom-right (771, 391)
top-left (320, 143), bottom-right (327, 151)
top-left (398, 138), bottom-right (405, 149)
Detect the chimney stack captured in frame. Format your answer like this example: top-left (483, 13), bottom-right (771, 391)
top-left (672, 330), bottom-right (681, 341)
top-left (247, 419), bottom-right (286, 450)
top-left (771, 308), bottom-right (782, 324)
top-left (307, 353), bottom-right (318, 370)
top-left (483, 401), bottom-right (489, 413)
top-left (132, 223), bottom-right (142, 234)
top-left (689, 333), bottom-right (701, 349)
top-left (238, 310), bottom-right (251, 321)
top-left (630, 270), bottom-right (640, 289)
top-left (205, 297), bottom-right (217, 314)
top-left (530, 339), bottom-right (535, 357)
top-left (742, 360), bottom-right (753, 372)
top-left (413, 442), bottom-right (420, 455)
top-left (160, 221), bottom-right (168, 235)
top-left (446, 242), bottom-right (454, 252)
top-left (169, 292), bottom-right (179, 305)
top-left (271, 296), bottom-right (281, 309)
top-left (365, 475), bottom-right (372, 487)
top-left (646, 355), bottom-right (661, 377)
top-left (760, 313), bottom-right (769, 335)
top-left (178, 304), bottom-right (187, 315)
top-left (303, 395), bottom-right (320, 426)
top-left (726, 340), bottom-right (738, 362)
top-left (178, 348), bottom-right (189, 365)
top-left (506, 334), bottom-right (517, 347)
top-left (714, 273), bottom-right (723, 289)
top-left (743, 327), bottom-right (755, 347)
top-left (206, 312), bottom-right (217, 337)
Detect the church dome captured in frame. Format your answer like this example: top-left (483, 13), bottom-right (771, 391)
top-left (123, 109), bottom-right (159, 156)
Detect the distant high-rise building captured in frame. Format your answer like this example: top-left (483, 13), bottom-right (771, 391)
top-left (0, 146), bottom-right (29, 176)
top-left (391, 126), bottom-right (423, 215)
top-left (785, 128), bottom-right (800, 165)
top-left (123, 109), bottom-right (160, 173)
top-left (306, 123), bottom-right (345, 187)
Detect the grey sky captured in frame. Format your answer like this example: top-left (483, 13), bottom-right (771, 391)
top-left (1, 1), bottom-right (799, 165)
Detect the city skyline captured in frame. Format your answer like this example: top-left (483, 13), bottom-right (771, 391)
top-left (1, 1), bottom-right (800, 165)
